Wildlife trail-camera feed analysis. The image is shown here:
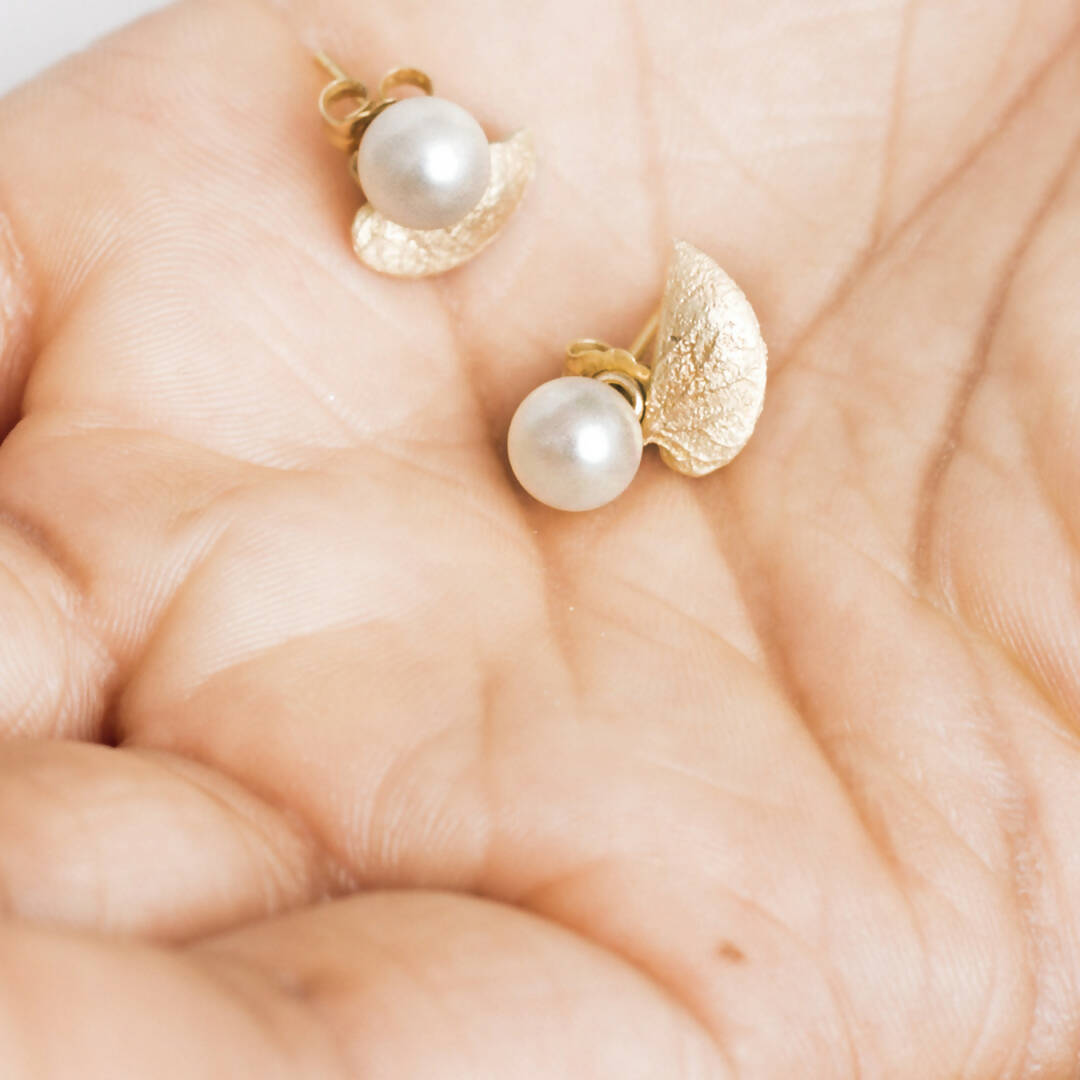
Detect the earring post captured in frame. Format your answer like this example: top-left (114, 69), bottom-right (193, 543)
top-left (629, 307), bottom-right (661, 362)
top-left (314, 51), bottom-right (350, 83)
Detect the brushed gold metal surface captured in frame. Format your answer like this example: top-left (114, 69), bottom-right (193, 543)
top-left (564, 340), bottom-right (652, 384)
top-left (377, 67), bottom-right (434, 101)
top-left (641, 241), bottom-right (767, 477)
top-left (351, 130), bottom-right (536, 277)
top-left (594, 370), bottom-right (646, 420)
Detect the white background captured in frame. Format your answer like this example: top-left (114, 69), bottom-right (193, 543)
top-left (1, 0), bottom-right (170, 95)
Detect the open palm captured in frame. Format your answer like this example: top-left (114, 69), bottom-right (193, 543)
top-left (2, 0), bottom-right (1079, 1075)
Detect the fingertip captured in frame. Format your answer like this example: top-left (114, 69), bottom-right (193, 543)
top-left (0, 204), bottom-right (35, 437)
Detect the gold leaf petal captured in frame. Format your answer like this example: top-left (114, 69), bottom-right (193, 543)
top-left (351, 130), bottom-right (535, 277)
top-left (642, 241), bottom-right (767, 477)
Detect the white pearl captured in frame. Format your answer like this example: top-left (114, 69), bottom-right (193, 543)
top-left (508, 377), bottom-right (643, 512)
top-left (356, 97), bottom-right (491, 231)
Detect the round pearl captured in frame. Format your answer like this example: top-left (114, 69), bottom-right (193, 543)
top-left (355, 96), bottom-right (491, 231)
top-left (508, 377), bottom-right (643, 512)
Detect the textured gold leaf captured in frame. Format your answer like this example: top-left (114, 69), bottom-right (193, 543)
top-left (642, 241), bottom-right (767, 477)
top-left (351, 130), bottom-right (535, 277)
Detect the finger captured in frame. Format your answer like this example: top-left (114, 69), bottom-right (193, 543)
top-left (0, 508), bottom-right (106, 738)
top-left (0, 740), bottom-right (330, 939)
top-left (1, 891), bottom-right (721, 1079)
top-left (0, 422), bottom-right (251, 737)
top-left (0, 208), bottom-right (33, 437)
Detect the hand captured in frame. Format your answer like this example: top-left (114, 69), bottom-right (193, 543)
top-left (1, 1), bottom-right (1078, 1075)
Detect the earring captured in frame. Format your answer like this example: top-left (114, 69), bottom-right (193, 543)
top-left (314, 53), bottom-right (535, 277)
top-left (508, 241), bottom-right (768, 511)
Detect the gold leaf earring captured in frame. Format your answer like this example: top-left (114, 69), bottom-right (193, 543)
top-left (314, 53), bottom-right (535, 277)
top-left (508, 242), bottom-right (768, 511)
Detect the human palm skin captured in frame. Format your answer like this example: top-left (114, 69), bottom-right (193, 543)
top-left (1, 0), bottom-right (1079, 1074)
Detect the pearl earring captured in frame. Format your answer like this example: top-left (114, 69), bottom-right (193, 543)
top-left (315, 53), bottom-right (534, 277)
top-left (508, 241), bottom-right (768, 511)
